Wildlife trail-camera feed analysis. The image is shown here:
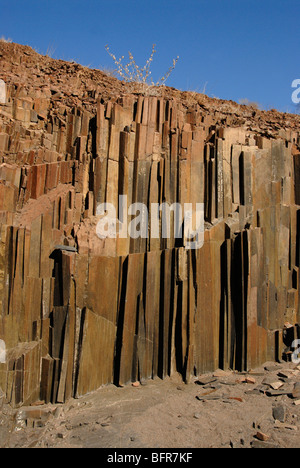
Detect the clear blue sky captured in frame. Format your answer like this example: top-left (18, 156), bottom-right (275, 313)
top-left (1, 0), bottom-right (299, 113)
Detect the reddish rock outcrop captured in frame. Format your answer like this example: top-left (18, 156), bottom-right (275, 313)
top-left (0, 41), bottom-right (300, 407)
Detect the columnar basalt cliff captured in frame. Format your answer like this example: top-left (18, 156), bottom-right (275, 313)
top-left (0, 42), bottom-right (300, 407)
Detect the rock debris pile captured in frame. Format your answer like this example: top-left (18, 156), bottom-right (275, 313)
top-left (1, 361), bottom-right (300, 448)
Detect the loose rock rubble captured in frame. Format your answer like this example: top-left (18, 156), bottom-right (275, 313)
top-left (0, 360), bottom-right (299, 448)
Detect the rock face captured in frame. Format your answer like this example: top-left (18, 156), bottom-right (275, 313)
top-left (0, 42), bottom-right (300, 407)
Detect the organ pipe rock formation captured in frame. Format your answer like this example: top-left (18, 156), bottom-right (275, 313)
top-left (0, 42), bottom-right (300, 407)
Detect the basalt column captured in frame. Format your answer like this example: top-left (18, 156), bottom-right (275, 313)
top-left (0, 43), bottom-right (300, 406)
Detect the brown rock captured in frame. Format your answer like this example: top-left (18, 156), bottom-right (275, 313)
top-left (255, 431), bottom-right (270, 442)
top-left (0, 41), bottom-right (300, 409)
top-left (292, 382), bottom-right (300, 399)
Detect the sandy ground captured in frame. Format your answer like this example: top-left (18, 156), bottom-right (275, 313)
top-left (1, 360), bottom-right (300, 449)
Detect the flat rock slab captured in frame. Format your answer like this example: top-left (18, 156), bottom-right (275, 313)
top-left (196, 394), bottom-right (224, 401)
top-left (195, 376), bottom-right (218, 386)
top-left (266, 390), bottom-right (292, 397)
top-left (272, 404), bottom-right (286, 423)
top-left (270, 381), bottom-right (284, 390)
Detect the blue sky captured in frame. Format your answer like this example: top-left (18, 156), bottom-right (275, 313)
top-left (0, 0), bottom-right (299, 113)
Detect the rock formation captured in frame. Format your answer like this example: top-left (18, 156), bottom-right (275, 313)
top-left (0, 42), bottom-right (300, 407)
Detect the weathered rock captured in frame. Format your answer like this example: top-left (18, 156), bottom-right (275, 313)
top-left (213, 369), bottom-right (232, 378)
top-left (0, 41), bottom-right (300, 407)
top-left (266, 390), bottom-right (292, 397)
top-left (272, 404), bottom-right (286, 423)
top-left (196, 395), bottom-right (224, 401)
top-left (278, 371), bottom-right (292, 379)
top-left (236, 376), bottom-right (256, 384)
top-left (195, 376), bottom-right (218, 386)
top-left (245, 377), bottom-right (256, 384)
top-left (270, 381), bottom-right (284, 390)
top-left (255, 431), bottom-right (270, 442)
top-left (292, 383), bottom-right (300, 399)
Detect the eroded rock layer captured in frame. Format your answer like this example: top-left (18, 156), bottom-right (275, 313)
top-left (0, 42), bottom-right (300, 407)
